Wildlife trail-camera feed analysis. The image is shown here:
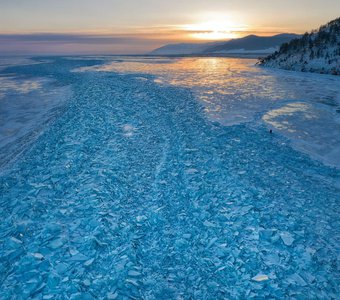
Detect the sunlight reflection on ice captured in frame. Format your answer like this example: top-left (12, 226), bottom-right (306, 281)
top-left (263, 103), bottom-right (316, 132)
top-left (0, 76), bottom-right (43, 99)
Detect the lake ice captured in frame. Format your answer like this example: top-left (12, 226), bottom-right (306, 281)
top-left (0, 56), bottom-right (339, 299)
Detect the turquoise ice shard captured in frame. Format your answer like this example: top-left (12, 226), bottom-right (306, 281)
top-left (280, 232), bottom-right (294, 246)
top-left (48, 238), bottom-right (64, 249)
top-left (84, 258), bottom-right (95, 266)
top-left (32, 253), bottom-right (44, 260)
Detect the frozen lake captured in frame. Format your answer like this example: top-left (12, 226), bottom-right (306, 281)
top-left (0, 56), bottom-right (339, 298)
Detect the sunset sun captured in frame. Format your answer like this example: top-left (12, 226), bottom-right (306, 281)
top-left (182, 15), bottom-right (246, 40)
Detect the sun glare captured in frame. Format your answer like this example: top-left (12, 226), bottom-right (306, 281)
top-left (182, 15), bottom-right (246, 41)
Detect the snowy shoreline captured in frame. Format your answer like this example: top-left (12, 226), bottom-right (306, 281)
top-left (258, 63), bottom-right (340, 76)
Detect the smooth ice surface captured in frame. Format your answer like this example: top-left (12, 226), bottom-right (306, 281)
top-left (0, 73), bottom-right (71, 168)
top-left (0, 57), bottom-right (339, 299)
top-left (0, 57), bottom-right (38, 71)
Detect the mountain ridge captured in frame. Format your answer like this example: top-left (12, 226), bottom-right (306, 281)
top-left (203, 33), bottom-right (299, 53)
top-left (149, 33), bottom-right (300, 56)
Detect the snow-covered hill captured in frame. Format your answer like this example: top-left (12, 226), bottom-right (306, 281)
top-left (259, 18), bottom-right (340, 75)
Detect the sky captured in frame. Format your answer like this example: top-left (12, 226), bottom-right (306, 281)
top-left (0, 0), bottom-right (339, 55)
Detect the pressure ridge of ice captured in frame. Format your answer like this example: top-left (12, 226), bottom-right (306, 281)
top-left (0, 57), bottom-right (339, 299)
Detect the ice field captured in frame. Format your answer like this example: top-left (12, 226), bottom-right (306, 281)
top-left (0, 57), bottom-right (339, 299)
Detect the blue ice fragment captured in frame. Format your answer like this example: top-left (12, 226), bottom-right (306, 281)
top-left (287, 273), bottom-right (308, 286)
top-left (55, 263), bottom-right (68, 274)
top-left (126, 278), bottom-right (139, 287)
top-left (69, 253), bottom-right (89, 261)
top-left (84, 258), bottom-right (95, 266)
top-left (183, 233), bottom-right (192, 239)
top-left (264, 253), bottom-right (280, 266)
top-left (259, 229), bottom-right (275, 241)
top-left (300, 271), bottom-right (315, 284)
top-left (69, 248), bottom-right (79, 256)
top-left (207, 237), bottom-right (218, 249)
top-left (207, 281), bottom-right (219, 290)
top-left (48, 238), bottom-right (64, 249)
top-left (31, 253), bottom-right (44, 261)
top-left (83, 279), bottom-right (91, 286)
top-left (136, 215), bottom-right (148, 222)
top-left (174, 238), bottom-right (187, 248)
top-left (252, 274), bottom-right (269, 282)
top-left (46, 275), bottom-right (60, 289)
top-left (128, 270), bottom-right (142, 277)
top-left (203, 220), bottom-right (216, 227)
top-left (8, 236), bottom-right (23, 248)
top-left (4, 249), bottom-right (24, 260)
top-left (107, 292), bottom-right (118, 299)
top-left (280, 232), bottom-right (294, 246)
top-left (70, 293), bottom-right (94, 300)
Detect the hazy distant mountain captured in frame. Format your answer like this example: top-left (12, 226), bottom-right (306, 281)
top-left (259, 18), bottom-right (340, 75)
top-left (149, 41), bottom-right (224, 55)
top-left (149, 34), bottom-right (300, 56)
top-left (203, 34), bottom-right (299, 53)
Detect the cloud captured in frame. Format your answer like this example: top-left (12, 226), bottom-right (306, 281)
top-left (0, 33), bottom-right (143, 43)
top-left (0, 29), bottom-right (213, 55)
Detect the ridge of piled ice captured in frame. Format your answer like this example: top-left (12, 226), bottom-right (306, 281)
top-left (0, 57), bottom-right (339, 299)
